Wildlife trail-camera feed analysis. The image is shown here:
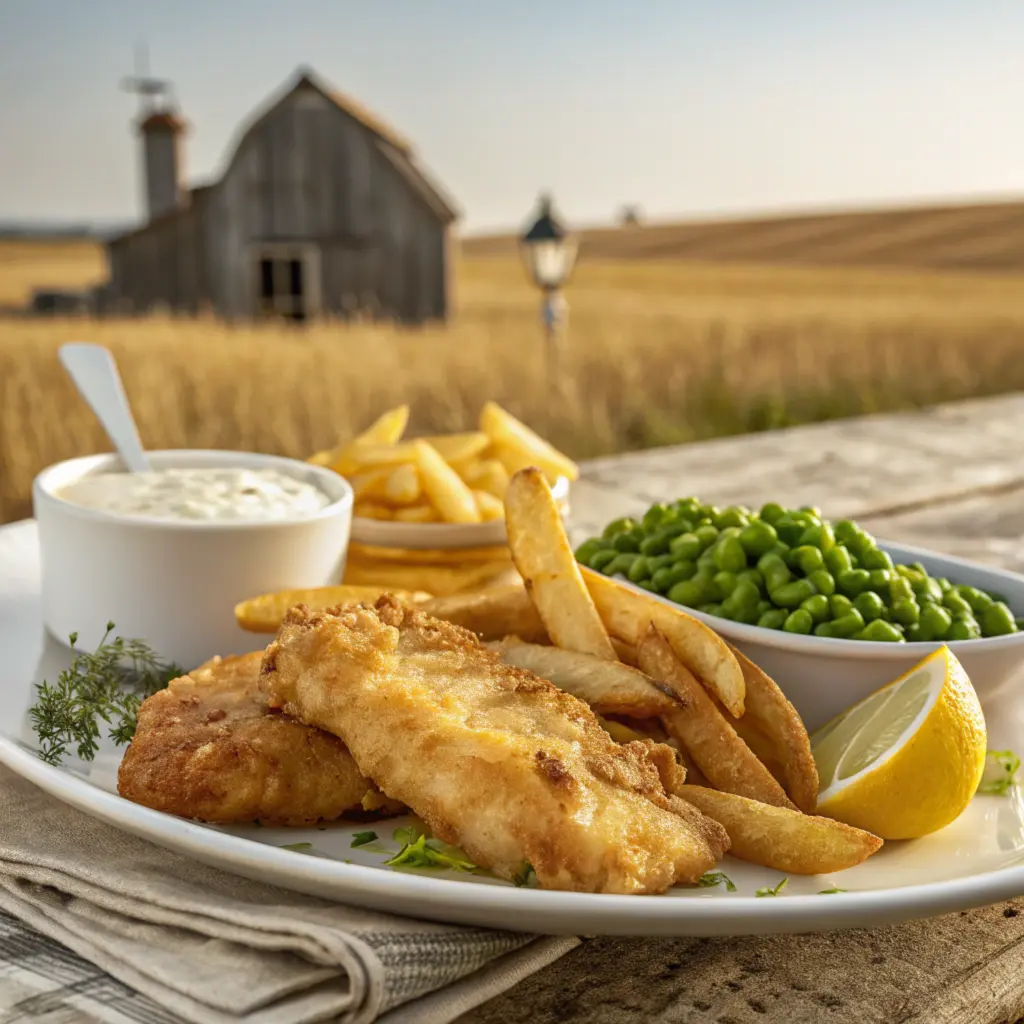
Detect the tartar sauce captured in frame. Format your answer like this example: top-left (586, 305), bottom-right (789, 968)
top-left (58, 467), bottom-right (332, 522)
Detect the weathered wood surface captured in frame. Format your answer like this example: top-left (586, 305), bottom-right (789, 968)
top-left (460, 392), bottom-right (1024, 1024)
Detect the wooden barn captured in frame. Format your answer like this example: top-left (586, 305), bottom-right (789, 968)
top-left (105, 67), bottom-right (459, 323)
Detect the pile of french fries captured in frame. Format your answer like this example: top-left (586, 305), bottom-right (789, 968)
top-left (308, 402), bottom-right (579, 525)
top-left (235, 467), bottom-right (884, 881)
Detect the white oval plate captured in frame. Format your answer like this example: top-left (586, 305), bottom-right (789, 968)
top-left (1, 520), bottom-right (1021, 937)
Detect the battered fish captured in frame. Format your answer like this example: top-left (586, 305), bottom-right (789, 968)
top-left (118, 650), bottom-right (401, 825)
top-left (260, 598), bottom-right (730, 894)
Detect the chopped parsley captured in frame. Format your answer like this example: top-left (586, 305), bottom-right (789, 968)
top-left (350, 831), bottom-right (378, 848)
top-left (385, 834), bottom-right (477, 872)
top-left (755, 878), bottom-right (788, 898)
top-left (978, 750), bottom-right (1020, 796)
top-left (698, 871), bottom-right (737, 893)
top-left (818, 887), bottom-right (847, 895)
top-left (512, 862), bottom-right (536, 888)
top-left (393, 823), bottom-right (427, 846)
top-left (280, 842), bottom-right (313, 853)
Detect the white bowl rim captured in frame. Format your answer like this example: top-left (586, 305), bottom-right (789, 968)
top-left (615, 536), bottom-right (1024, 659)
top-left (33, 449), bottom-right (354, 532)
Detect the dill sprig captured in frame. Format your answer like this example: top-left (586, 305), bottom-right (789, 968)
top-left (28, 622), bottom-right (182, 766)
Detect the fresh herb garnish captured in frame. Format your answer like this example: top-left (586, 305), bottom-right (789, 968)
top-left (978, 749), bottom-right (1021, 795)
top-left (393, 823), bottom-right (427, 846)
top-left (818, 887), bottom-right (847, 895)
top-left (350, 831), bottom-right (378, 848)
top-left (385, 834), bottom-right (477, 872)
top-left (29, 624), bottom-right (182, 765)
top-left (280, 842), bottom-right (313, 853)
top-left (512, 861), bottom-right (536, 888)
top-left (755, 878), bottom-right (789, 898)
top-left (698, 871), bottom-right (737, 893)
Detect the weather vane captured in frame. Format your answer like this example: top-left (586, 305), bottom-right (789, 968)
top-left (119, 41), bottom-right (175, 115)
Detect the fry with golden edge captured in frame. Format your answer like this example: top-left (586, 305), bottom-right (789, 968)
top-left (385, 464), bottom-right (422, 505)
top-left (505, 468), bottom-right (617, 660)
top-left (473, 489), bottom-right (505, 521)
top-left (310, 405), bottom-right (410, 473)
top-left (480, 401), bottom-right (580, 482)
top-left (234, 585), bottom-right (432, 633)
top-left (421, 432), bottom-right (491, 463)
top-left (459, 458), bottom-right (511, 498)
top-left (679, 786), bottom-right (882, 874)
top-left (415, 441), bottom-right (481, 524)
top-left (580, 566), bottom-right (745, 716)
top-left (420, 583), bottom-right (548, 642)
top-left (637, 625), bottom-right (794, 809)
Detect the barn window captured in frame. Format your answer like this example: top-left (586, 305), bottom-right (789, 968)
top-left (251, 244), bottom-right (320, 322)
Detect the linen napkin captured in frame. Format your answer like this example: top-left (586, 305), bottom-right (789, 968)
top-left (0, 766), bottom-right (578, 1024)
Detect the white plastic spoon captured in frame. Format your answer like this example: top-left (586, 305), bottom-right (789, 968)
top-left (58, 343), bottom-right (152, 474)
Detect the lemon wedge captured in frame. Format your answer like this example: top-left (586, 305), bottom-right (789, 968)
top-left (812, 647), bottom-right (987, 839)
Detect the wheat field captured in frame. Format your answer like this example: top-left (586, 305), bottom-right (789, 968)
top-left (4, 239), bottom-right (1024, 523)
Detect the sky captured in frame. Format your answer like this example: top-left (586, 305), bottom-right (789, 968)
top-left (2, 0), bottom-right (1024, 234)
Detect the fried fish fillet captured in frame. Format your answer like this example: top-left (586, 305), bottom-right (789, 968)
top-left (117, 650), bottom-right (401, 825)
top-left (260, 597), bottom-right (730, 893)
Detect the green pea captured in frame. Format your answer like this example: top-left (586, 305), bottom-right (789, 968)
top-left (792, 545), bottom-right (826, 576)
top-left (757, 550), bottom-right (787, 575)
top-left (758, 502), bottom-right (786, 525)
top-left (697, 547), bottom-right (718, 571)
top-left (652, 561), bottom-right (697, 593)
top-left (829, 594), bottom-right (854, 618)
top-left (783, 609), bottom-right (814, 634)
top-left (669, 532), bottom-right (702, 560)
top-left (715, 605), bottom-right (737, 621)
top-left (668, 578), bottom-right (706, 607)
top-left (937, 577), bottom-right (953, 593)
top-left (854, 591), bottom-right (886, 622)
top-left (891, 597), bottom-right (920, 626)
top-left (764, 561), bottom-right (793, 593)
top-left (739, 520), bottom-right (778, 558)
top-left (698, 602), bottom-right (725, 617)
top-left (602, 517), bottom-right (636, 539)
top-left (904, 622), bottom-right (924, 642)
top-left (868, 569), bottom-right (892, 593)
top-left (612, 530), bottom-right (643, 553)
top-left (833, 519), bottom-right (859, 545)
top-left (982, 602), bottom-right (1018, 637)
top-left (774, 515), bottom-right (807, 547)
top-left (713, 507), bottom-right (749, 529)
top-left (909, 562), bottom-right (928, 577)
top-left (918, 604), bottom-right (952, 642)
top-left (604, 552), bottom-right (639, 577)
top-left (853, 619), bottom-right (904, 642)
top-left (737, 568), bottom-right (765, 595)
top-left (824, 545), bottom-right (853, 576)
top-left (756, 599), bottom-right (774, 617)
top-left (831, 609), bottom-right (866, 637)
top-left (915, 577), bottom-right (944, 606)
top-left (674, 498), bottom-right (702, 518)
top-left (724, 579), bottom-right (762, 615)
top-left (858, 548), bottom-right (893, 571)
top-left (801, 594), bottom-right (831, 624)
top-left (637, 580), bottom-right (660, 592)
top-left (800, 505), bottom-right (823, 518)
top-left (797, 522), bottom-right (835, 552)
top-left (890, 577), bottom-right (914, 605)
top-left (814, 621), bottom-right (837, 637)
top-left (947, 616), bottom-right (982, 641)
top-left (942, 591), bottom-right (973, 618)
top-left (895, 565), bottom-right (927, 588)
top-left (807, 568), bottom-right (836, 596)
top-left (589, 549), bottom-right (618, 573)
top-left (848, 531), bottom-right (877, 558)
top-left (694, 517), bottom-right (713, 528)
top-left (574, 538), bottom-right (606, 565)
top-left (641, 503), bottom-right (671, 529)
top-left (711, 571), bottom-right (739, 601)
top-left (771, 578), bottom-right (818, 608)
top-left (699, 505), bottom-right (721, 522)
top-left (639, 530), bottom-right (672, 556)
top-left (837, 569), bottom-right (871, 597)
top-left (646, 554), bottom-right (675, 573)
top-left (713, 537), bottom-right (748, 573)
top-left (1016, 616), bottom-right (1024, 631)
top-left (757, 608), bottom-right (789, 629)
top-left (955, 585), bottom-right (992, 615)
top-left (694, 525), bottom-right (720, 550)
top-left (627, 556), bottom-right (652, 583)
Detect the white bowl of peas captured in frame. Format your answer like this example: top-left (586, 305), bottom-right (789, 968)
top-left (574, 499), bottom-right (1024, 731)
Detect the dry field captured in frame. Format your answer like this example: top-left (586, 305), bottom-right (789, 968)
top-left (4, 237), bottom-right (1024, 523)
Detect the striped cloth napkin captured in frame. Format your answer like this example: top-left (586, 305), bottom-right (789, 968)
top-left (0, 767), bottom-right (578, 1024)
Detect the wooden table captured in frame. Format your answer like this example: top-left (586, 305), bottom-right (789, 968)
top-left (459, 394), bottom-right (1024, 1024)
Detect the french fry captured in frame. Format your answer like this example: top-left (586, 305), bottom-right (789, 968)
top-left (674, 746), bottom-right (710, 788)
top-left (322, 405), bottom-right (410, 474)
top-left (488, 637), bottom-right (680, 717)
top-left (459, 458), bottom-right (512, 499)
top-left (597, 716), bottom-right (648, 744)
top-left (353, 501), bottom-right (395, 520)
top-left (347, 542), bottom-right (512, 565)
top-left (350, 467), bottom-right (391, 501)
top-left (385, 463), bottom-right (422, 505)
top-left (392, 503), bottom-right (439, 523)
top-left (725, 646), bottom-right (819, 814)
top-left (234, 585), bottom-right (432, 633)
top-left (637, 625), bottom-right (794, 809)
top-left (422, 583), bottom-right (549, 641)
top-left (480, 401), bottom-right (580, 482)
top-left (679, 786), bottom-right (883, 874)
top-left (473, 489), bottom-right (505, 521)
top-left (580, 566), bottom-right (746, 716)
top-left (421, 432), bottom-right (491, 463)
top-left (345, 559), bottom-right (518, 597)
top-left (505, 468), bottom-right (617, 661)
top-left (610, 638), bottom-right (639, 666)
top-left (414, 441), bottom-right (481, 524)
top-left (346, 443), bottom-right (419, 469)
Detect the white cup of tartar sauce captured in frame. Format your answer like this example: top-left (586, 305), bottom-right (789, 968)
top-left (33, 450), bottom-right (353, 670)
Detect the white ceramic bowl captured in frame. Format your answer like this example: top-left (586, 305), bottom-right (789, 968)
top-left (33, 450), bottom-right (353, 670)
top-left (625, 538), bottom-right (1024, 733)
top-left (350, 475), bottom-right (571, 550)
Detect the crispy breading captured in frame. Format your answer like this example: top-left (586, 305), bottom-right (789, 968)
top-left (260, 597), bottom-right (730, 894)
top-left (117, 650), bottom-right (401, 826)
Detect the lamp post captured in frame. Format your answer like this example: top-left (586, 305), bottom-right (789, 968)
top-left (519, 193), bottom-right (577, 386)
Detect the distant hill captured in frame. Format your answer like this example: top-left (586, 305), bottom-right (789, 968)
top-left (462, 200), bottom-right (1024, 272)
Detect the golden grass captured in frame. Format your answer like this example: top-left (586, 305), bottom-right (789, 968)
top-left (0, 240), bottom-right (106, 307)
top-left (4, 242), bottom-right (1024, 524)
